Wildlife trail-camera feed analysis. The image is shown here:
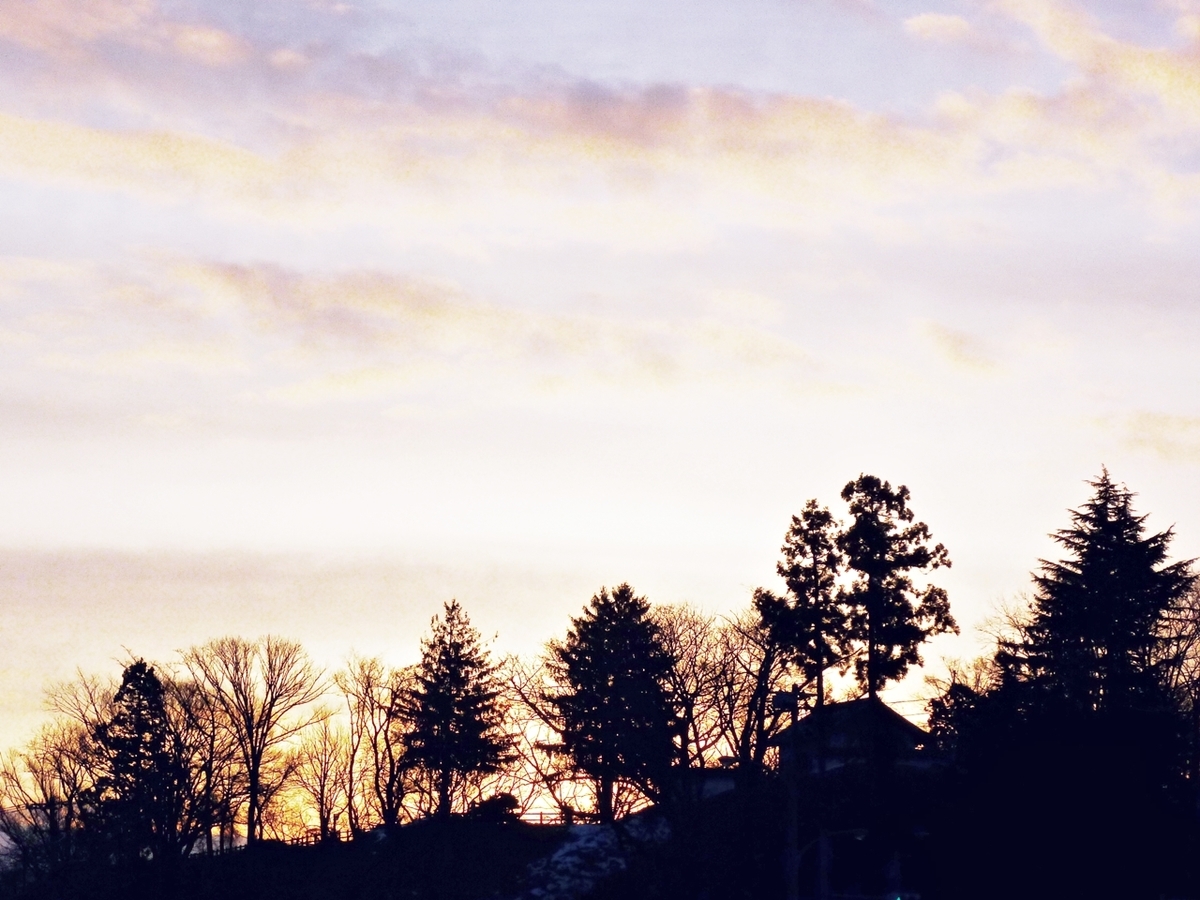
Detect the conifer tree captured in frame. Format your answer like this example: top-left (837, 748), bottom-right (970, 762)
top-left (1002, 469), bottom-right (1195, 713)
top-left (89, 660), bottom-right (191, 862)
top-left (755, 499), bottom-right (848, 707)
top-left (839, 475), bottom-right (956, 698)
top-left (548, 584), bottom-right (674, 823)
top-left (404, 601), bottom-right (509, 819)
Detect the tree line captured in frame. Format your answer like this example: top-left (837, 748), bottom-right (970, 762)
top-left (0, 474), bottom-right (955, 875)
top-left (5, 469), bottom-right (1200, 898)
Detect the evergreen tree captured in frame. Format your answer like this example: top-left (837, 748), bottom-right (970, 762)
top-left (403, 600), bottom-right (510, 819)
top-left (839, 475), bottom-right (956, 698)
top-left (1001, 469), bottom-right (1195, 713)
top-left (755, 499), bottom-right (848, 707)
top-left (88, 660), bottom-right (191, 863)
top-left (929, 473), bottom-right (1198, 899)
top-left (548, 584), bottom-right (675, 823)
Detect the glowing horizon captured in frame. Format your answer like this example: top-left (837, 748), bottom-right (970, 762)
top-left (3, 0), bottom-right (1200, 742)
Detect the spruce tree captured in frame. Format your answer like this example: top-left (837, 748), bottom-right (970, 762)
top-left (839, 475), bottom-right (956, 698)
top-left (403, 601), bottom-right (509, 818)
top-left (755, 499), bottom-right (848, 707)
top-left (939, 472), bottom-right (1198, 898)
top-left (548, 584), bottom-right (674, 823)
top-left (1003, 469), bottom-right (1195, 713)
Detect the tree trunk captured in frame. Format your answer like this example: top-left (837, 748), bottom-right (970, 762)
top-left (816, 642), bottom-right (825, 709)
top-left (438, 769), bottom-right (452, 819)
top-left (867, 577), bottom-right (879, 700)
top-left (598, 773), bottom-right (614, 824)
top-left (246, 767), bottom-right (260, 845)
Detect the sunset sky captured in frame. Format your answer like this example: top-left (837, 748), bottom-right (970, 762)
top-left (3, 0), bottom-right (1200, 738)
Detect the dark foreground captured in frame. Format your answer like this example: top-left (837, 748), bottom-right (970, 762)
top-left (3, 781), bottom-right (1199, 900)
top-left (0, 820), bottom-right (564, 900)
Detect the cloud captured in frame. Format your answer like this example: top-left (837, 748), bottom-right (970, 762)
top-left (0, 0), bottom-right (249, 68)
top-left (169, 24), bottom-right (249, 67)
top-left (0, 255), bottom-right (821, 420)
top-left (922, 323), bottom-right (999, 373)
top-left (0, 0), bottom-right (154, 55)
top-left (184, 261), bottom-right (816, 394)
top-left (1, 0), bottom-right (1199, 246)
top-left (999, 0), bottom-right (1200, 121)
top-left (0, 112), bottom-right (280, 201)
top-left (1, 0), bottom-right (1199, 254)
top-left (904, 13), bottom-right (973, 43)
top-left (1123, 412), bottom-right (1200, 462)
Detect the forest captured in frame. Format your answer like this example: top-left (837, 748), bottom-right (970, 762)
top-left (2, 470), bottom-right (1200, 900)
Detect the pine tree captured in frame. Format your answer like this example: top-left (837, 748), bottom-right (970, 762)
top-left (755, 499), bottom-right (848, 707)
top-left (548, 584), bottom-right (675, 823)
top-left (89, 660), bottom-right (190, 862)
top-left (938, 473), bottom-right (1199, 897)
top-left (839, 475), bottom-right (956, 698)
top-left (403, 601), bottom-right (510, 819)
top-left (1002, 469), bottom-right (1195, 713)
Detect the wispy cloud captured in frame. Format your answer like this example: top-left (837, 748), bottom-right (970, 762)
top-left (922, 322), bottom-right (999, 374)
top-left (0, 0), bottom-right (1197, 255)
top-left (904, 13), bottom-right (973, 44)
top-left (1123, 412), bottom-right (1200, 462)
top-left (0, 255), bottom-right (822, 428)
top-left (998, 0), bottom-right (1200, 120)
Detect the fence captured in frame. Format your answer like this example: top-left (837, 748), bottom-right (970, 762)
top-left (519, 811), bottom-right (565, 826)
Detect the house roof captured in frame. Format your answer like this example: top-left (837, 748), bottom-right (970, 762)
top-left (774, 696), bottom-right (929, 758)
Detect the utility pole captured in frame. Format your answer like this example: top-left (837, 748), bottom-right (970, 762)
top-left (776, 685), bottom-right (801, 900)
top-left (816, 691), bottom-right (831, 900)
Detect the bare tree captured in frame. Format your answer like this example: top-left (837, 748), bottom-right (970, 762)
top-left (712, 611), bottom-right (793, 772)
top-left (292, 716), bottom-right (347, 841)
top-left (167, 675), bottom-right (246, 854)
top-left (1157, 585), bottom-right (1200, 785)
top-left (0, 723), bottom-right (93, 878)
top-left (44, 672), bottom-right (113, 734)
top-left (503, 657), bottom-right (590, 819)
top-left (334, 656), bottom-right (411, 830)
top-left (183, 637), bottom-right (325, 845)
top-left (653, 604), bottom-right (725, 769)
top-left (38, 666), bottom-right (244, 858)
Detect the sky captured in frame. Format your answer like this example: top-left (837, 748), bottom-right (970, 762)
top-left (3, 0), bottom-right (1200, 739)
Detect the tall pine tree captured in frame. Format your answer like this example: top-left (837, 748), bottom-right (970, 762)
top-left (403, 601), bottom-right (510, 819)
top-left (839, 475), bottom-right (956, 698)
top-left (88, 660), bottom-right (192, 862)
top-left (755, 499), bottom-right (848, 707)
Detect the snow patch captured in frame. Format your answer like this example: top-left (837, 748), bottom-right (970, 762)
top-left (515, 815), bottom-right (670, 900)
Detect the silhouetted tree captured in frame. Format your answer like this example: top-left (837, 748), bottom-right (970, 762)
top-left (504, 657), bottom-right (588, 819)
top-left (652, 604), bottom-right (724, 769)
top-left (926, 473), bottom-right (1199, 900)
top-left (756, 500), bottom-right (848, 708)
top-left (335, 656), bottom-right (411, 831)
top-left (0, 723), bottom-right (92, 877)
top-left (403, 601), bottom-right (510, 819)
top-left (168, 676), bottom-right (244, 854)
top-left (87, 660), bottom-right (195, 862)
top-left (547, 584), bottom-right (675, 823)
top-left (711, 610), bottom-right (792, 772)
top-left (292, 717), bottom-right (347, 841)
top-left (1158, 585), bottom-right (1200, 788)
top-left (839, 475), bottom-right (956, 698)
top-left (183, 637), bottom-right (325, 844)
top-left (999, 469), bottom-right (1195, 713)
top-left (924, 656), bottom-right (998, 753)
